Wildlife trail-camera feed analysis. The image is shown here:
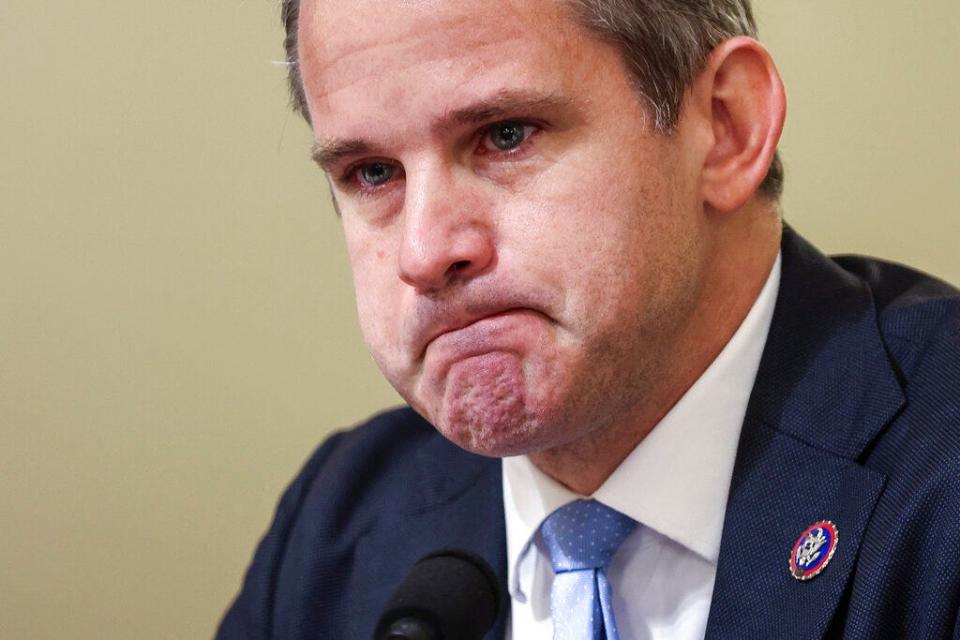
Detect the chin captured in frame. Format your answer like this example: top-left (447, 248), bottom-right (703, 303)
top-left (436, 413), bottom-right (547, 458)
top-left (434, 392), bottom-right (579, 458)
top-left (403, 350), bottom-right (582, 456)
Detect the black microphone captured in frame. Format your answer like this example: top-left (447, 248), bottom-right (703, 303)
top-left (373, 549), bottom-right (503, 640)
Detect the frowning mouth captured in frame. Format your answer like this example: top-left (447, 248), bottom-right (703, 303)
top-left (422, 308), bottom-right (524, 351)
top-left (416, 307), bottom-right (547, 363)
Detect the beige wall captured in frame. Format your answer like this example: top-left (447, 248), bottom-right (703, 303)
top-left (1, 1), bottom-right (956, 638)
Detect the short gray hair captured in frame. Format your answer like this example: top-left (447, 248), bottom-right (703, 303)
top-left (280, 0), bottom-right (783, 198)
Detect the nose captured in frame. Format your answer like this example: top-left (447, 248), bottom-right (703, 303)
top-left (398, 167), bottom-right (495, 293)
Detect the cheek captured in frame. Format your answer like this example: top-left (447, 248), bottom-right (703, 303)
top-left (530, 158), bottom-right (685, 322)
top-left (353, 287), bottom-right (387, 347)
top-left (345, 230), bottom-right (403, 357)
top-left (352, 277), bottom-right (413, 394)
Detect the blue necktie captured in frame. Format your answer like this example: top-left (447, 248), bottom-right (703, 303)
top-left (540, 499), bottom-right (637, 640)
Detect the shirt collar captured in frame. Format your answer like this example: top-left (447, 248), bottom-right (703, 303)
top-left (502, 253), bottom-right (781, 601)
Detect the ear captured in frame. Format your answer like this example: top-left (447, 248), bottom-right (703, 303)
top-left (689, 36), bottom-right (786, 212)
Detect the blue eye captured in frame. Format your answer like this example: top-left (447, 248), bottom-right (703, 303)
top-left (485, 122), bottom-right (533, 151)
top-left (357, 162), bottom-right (396, 187)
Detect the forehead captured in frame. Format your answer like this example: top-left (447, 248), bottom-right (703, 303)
top-left (297, 0), bottom-right (600, 134)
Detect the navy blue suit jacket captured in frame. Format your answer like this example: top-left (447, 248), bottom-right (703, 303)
top-left (218, 228), bottom-right (960, 639)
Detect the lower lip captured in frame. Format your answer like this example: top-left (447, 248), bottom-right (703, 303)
top-left (424, 309), bottom-right (545, 371)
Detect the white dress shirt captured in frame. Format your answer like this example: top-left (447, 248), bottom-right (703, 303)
top-left (502, 254), bottom-right (781, 640)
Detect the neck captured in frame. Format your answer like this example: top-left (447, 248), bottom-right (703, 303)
top-left (530, 203), bottom-right (782, 495)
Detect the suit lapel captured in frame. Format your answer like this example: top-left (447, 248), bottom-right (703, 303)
top-left (706, 228), bottom-right (905, 638)
top-left (349, 428), bottom-right (508, 639)
top-left (705, 414), bottom-right (887, 638)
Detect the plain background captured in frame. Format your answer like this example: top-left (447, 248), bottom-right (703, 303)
top-left (1, 1), bottom-right (957, 638)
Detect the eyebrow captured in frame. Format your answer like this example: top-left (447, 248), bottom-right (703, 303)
top-left (310, 90), bottom-right (574, 172)
top-left (443, 91), bottom-right (573, 128)
top-left (311, 139), bottom-right (376, 173)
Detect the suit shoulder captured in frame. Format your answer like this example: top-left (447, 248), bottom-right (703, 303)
top-left (307, 406), bottom-right (439, 472)
top-left (218, 409), bottom-right (489, 637)
top-left (835, 256), bottom-right (960, 471)
top-left (831, 254), bottom-right (959, 341)
top-left (296, 406), bottom-right (442, 506)
top-left (291, 407), bottom-right (496, 536)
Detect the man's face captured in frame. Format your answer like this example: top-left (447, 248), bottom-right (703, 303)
top-left (298, 0), bottom-right (710, 457)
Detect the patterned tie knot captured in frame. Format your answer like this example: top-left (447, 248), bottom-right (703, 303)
top-left (540, 499), bottom-right (637, 573)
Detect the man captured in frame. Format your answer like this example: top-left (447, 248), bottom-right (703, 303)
top-left (219, 0), bottom-right (960, 638)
